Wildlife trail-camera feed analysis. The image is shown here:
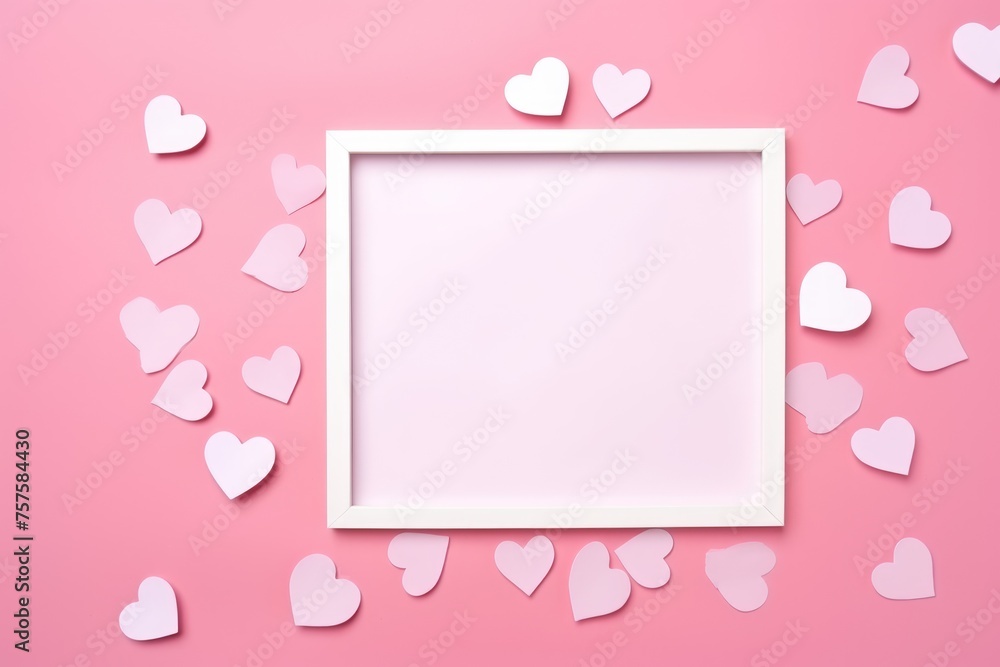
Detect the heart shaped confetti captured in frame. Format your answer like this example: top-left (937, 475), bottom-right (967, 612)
top-left (786, 174), bottom-right (842, 225)
top-left (799, 262), bottom-right (872, 332)
top-left (120, 297), bottom-right (199, 373)
top-left (851, 417), bottom-right (915, 475)
top-left (592, 64), bottom-right (650, 118)
top-left (705, 542), bottom-right (776, 612)
top-left (133, 199), bottom-right (202, 264)
top-left (569, 542), bottom-right (631, 621)
top-left (504, 57), bottom-right (569, 116)
top-left (271, 154), bottom-right (326, 214)
top-left (242, 346), bottom-right (300, 403)
top-left (204, 431), bottom-right (276, 500)
top-left (904, 308), bottom-right (968, 372)
top-left (144, 95), bottom-right (206, 154)
top-left (241, 224), bottom-right (308, 292)
top-left (953, 23), bottom-right (1000, 83)
top-left (289, 554), bottom-right (361, 626)
top-left (857, 45), bottom-right (919, 109)
top-left (151, 360), bottom-right (212, 421)
top-left (889, 186), bottom-right (951, 249)
top-left (786, 362), bottom-right (863, 434)
top-left (615, 529), bottom-right (674, 589)
top-left (120, 576), bottom-right (178, 641)
top-left (494, 536), bottom-right (554, 596)
top-left (388, 533), bottom-right (449, 597)
top-left (871, 538), bottom-right (935, 600)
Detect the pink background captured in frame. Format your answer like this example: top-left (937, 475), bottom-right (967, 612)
top-left (2, 0), bottom-right (999, 665)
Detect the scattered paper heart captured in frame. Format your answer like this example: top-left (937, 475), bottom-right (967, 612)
top-left (615, 529), bottom-right (673, 589)
top-left (494, 536), bottom-right (554, 596)
top-left (569, 542), bottom-right (631, 621)
top-left (871, 538), bottom-right (935, 600)
top-left (857, 45), bottom-right (919, 109)
top-left (786, 362), bottom-right (863, 434)
top-left (505, 57), bottom-right (569, 116)
top-left (705, 542), bottom-right (776, 612)
top-left (889, 186), bottom-right (951, 249)
top-left (799, 262), bottom-right (872, 332)
top-left (120, 297), bottom-right (199, 373)
top-left (953, 23), bottom-right (1000, 83)
top-left (904, 308), bottom-right (968, 372)
top-left (271, 154), bottom-right (326, 214)
top-left (151, 360), bottom-right (212, 421)
top-left (120, 576), bottom-right (178, 641)
top-left (289, 554), bottom-right (361, 626)
top-left (204, 431), bottom-right (276, 500)
top-left (242, 224), bottom-right (308, 292)
top-left (592, 64), bottom-right (650, 118)
top-left (851, 417), bottom-right (915, 475)
top-left (133, 199), bottom-right (201, 264)
top-left (144, 95), bottom-right (206, 154)
top-left (786, 174), bottom-right (842, 225)
top-left (388, 533), bottom-right (449, 596)
top-left (242, 346), bottom-right (300, 403)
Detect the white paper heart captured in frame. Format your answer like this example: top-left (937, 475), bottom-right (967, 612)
top-left (119, 297), bottom-right (199, 373)
top-left (799, 262), bottom-right (872, 332)
top-left (857, 45), bottom-right (919, 109)
top-left (242, 346), bottom-right (300, 403)
top-left (204, 431), bottom-right (276, 499)
top-left (592, 64), bottom-right (650, 118)
top-left (144, 95), bottom-right (206, 154)
top-left (889, 186), bottom-right (951, 249)
top-left (504, 57), bottom-right (569, 116)
top-left (120, 576), bottom-right (178, 641)
top-left (388, 533), bottom-right (449, 597)
top-left (953, 23), bottom-right (1000, 83)
top-left (871, 538), bottom-right (935, 600)
top-left (615, 529), bottom-right (673, 589)
top-left (289, 554), bottom-right (361, 627)
top-left (133, 199), bottom-right (202, 264)
top-left (569, 542), bottom-right (631, 621)
top-left (241, 224), bottom-right (308, 292)
top-left (851, 417), bottom-right (915, 475)
top-left (151, 360), bottom-right (213, 421)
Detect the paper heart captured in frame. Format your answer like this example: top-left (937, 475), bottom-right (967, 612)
top-left (786, 362), bottom-right (863, 434)
top-left (494, 536), bottom-right (554, 596)
top-left (133, 199), bottom-right (201, 264)
top-left (151, 360), bottom-right (212, 421)
top-left (953, 23), bottom-right (1000, 83)
top-left (889, 186), bottom-right (951, 249)
top-left (504, 57), bottom-right (569, 116)
top-left (615, 529), bottom-right (673, 589)
top-left (786, 174), bottom-right (842, 225)
top-left (851, 417), bottom-right (915, 475)
top-left (705, 542), bottom-right (775, 612)
top-left (120, 297), bottom-right (199, 373)
top-left (289, 554), bottom-right (361, 626)
top-left (242, 346), bottom-right (301, 403)
top-left (904, 308), bottom-right (968, 372)
top-left (271, 154), bottom-right (326, 214)
top-left (592, 64), bottom-right (650, 118)
top-left (388, 533), bottom-right (448, 596)
top-left (799, 262), bottom-right (872, 332)
top-left (144, 95), bottom-right (206, 154)
top-left (242, 224), bottom-right (308, 292)
top-left (204, 431), bottom-right (276, 499)
top-left (569, 542), bottom-right (631, 621)
top-left (857, 45), bottom-right (919, 109)
top-left (120, 576), bottom-right (178, 641)
top-left (871, 538), bottom-right (935, 600)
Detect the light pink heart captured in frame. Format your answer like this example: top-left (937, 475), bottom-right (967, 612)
top-left (851, 417), bottom-right (915, 475)
top-left (119, 297), bottom-right (199, 373)
top-left (242, 346), bottom-right (301, 403)
top-left (592, 64), bottom-right (651, 119)
top-left (705, 542), bottom-right (776, 612)
top-left (204, 431), bottom-right (276, 499)
top-left (242, 224), bottom-right (308, 292)
top-left (953, 23), bottom-right (1000, 83)
top-left (133, 199), bottom-right (202, 264)
top-left (120, 576), bottom-right (178, 641)
top-left (785, 362), bottom-right (863, 434)
top-left (388, 533), bottom-right (448, 596)
top-left (151, 360), bottom-right (212, 421)
top-left (786, 173), bottom-right (842, 225)
top-left (271, 154), bottom-right (326, 215)
top-left (857, 45), bottom-right (919, 109)
top-left (615, 529), bottom-right (673, 589)
top-left (569, 542), bottom-right (631, 621)
top-left (871, 538), bottom-right (935, 600)
top-left (904, 308), bottom-right (968, 372)
top-left (889, 186), bottom-right (951, 249)
top-left (289, 554), bottom-right (361, 626)
top-left (494, 536), bottom-right (554, 596)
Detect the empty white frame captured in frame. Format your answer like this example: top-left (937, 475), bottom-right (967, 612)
top-left (327, 129), bottom-right (785, 529)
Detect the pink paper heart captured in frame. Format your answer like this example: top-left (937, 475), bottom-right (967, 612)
top-left (851, 417), bottom-right (915, 475)
top-left (204, 431), bottom-right (276, 500)
top-left (871, 538), bottom-right (934, 600)
top-left (120, 297), bottom-right (199, 373)
top-left (786, 174), bottom-right (842, 225)
top-left (953, 23), bottom-right (1000, 83)
top-left (271, 154), bottom-right (326, 215)
top-left (785, 362), bottom-right (863, 434)
top-left (857, 45), bottom-right (919, 109)
top-left (151, 360), bottom-right (212, 421)
top-left (889, 186), bottom-right (951, 249)
top-left (494, 536), bottom-right (554, 597)
top-left (705, 542), bottom-right (776, 612)
top-left (289, 554), bottom-right (361, 626)
top-left (904, 308), bottom-right (968, 372)
top-left (242, 346), bottom-right (301, 403)
top-left (592, 64), bottom-right (651, 119)
top-left (388, 533), bottom-right (448, 596)
top-left (569, 542), bottom-right (631, 621)
top-left (119, 576), bottom-right (178, 641)
top-left (241, 224), bottom-right (308, 292)
top-left (133, 199), bottom-right (202, 264)
top-left (615, 529), bottom-right (673, 589)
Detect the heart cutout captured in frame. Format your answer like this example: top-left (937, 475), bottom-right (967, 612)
top-left (504, 57), bottom-right (569, 116)
top-left (144, 95), bottom-right (206, 154)
top-left (592, 64), bottom-right (650, 118)
top-left (871, 538), bottom-right (935, 600)
top-left (204, 431), bottom-right (276, 500)
top-left (889, 186), bottom-right (951, 249)
top-left (241, 224), bottom-right (308, 292)
top-left (120, 576), bottom-right (178, 641)
top-left (271, 154), bottom-right (326, 214)
top-left (851, 417), bottom-right (915, 475)
top-left (786, 362), bottom-right (863, 434)
top-left (494, 536), bottom-right (554, 596)
top-left (705, 542), bottom-right (775, 612)
top-left (119, 297), bottom-right (199, 373)
top-left (133, 199), bottom-right (201, 264)
top-left (799, 262), bottom-right (872, 332)
top-left (151, 360), bottom-right (212, 421)
top-left (388, 533), bottom-right (448, 596)
top-left (953, 23), bottom-right (1000, 83)
top-left (242, 346), bottom-right (301, 403)
top-left (615, 529), bottom-right (674, 589)
top-left (904, 308), bottom-right (968, 372)
top-left (289, 554), bottom-right (361, 626)
top-left (569, 542), bottom-right (631, 621)
top-left (786, 173), bottom-right (842, 225)
top-left (857, 45), bottom-right (919, 109)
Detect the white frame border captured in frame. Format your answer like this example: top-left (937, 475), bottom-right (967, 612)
top-left (326, 129), bottom-right (785, 529)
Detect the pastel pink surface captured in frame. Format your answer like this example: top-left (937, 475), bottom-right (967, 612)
top-left (786, 173), bottom-right (843, 225)
top-left (119, 296), bottom-right (199, 373)
top-left (592, 64), bottom-right (651, 118)
top-left (569, 542), bottom-right (631, 621)
top-left (704, 542), bottom-right (776, 612)
top-left (388, 533), bottom-right (449, 597)
top-left (494, 536), bottom-right (554, 596)
top-left (241, 345), bottom-right (301, 403)
top-left (614, 529), bottom-right (674, 589)
top-left (785, 362), bottom-right (863, 434)
top-left (871, 538), bottom-right (935, 600)
top-left (889, 186), bottom-right (952, 249)
top-left (241, 223), bottom-right (308, 292)
top-left (857, 45), bottom-right (919, 109)
top-left (904, 308), bottom-right (968, 371)
top-left (851, 416), bottom-right (915, 475)
top-left (150, 359), bottom-right (213, 421)
top-left (271, 153), bottom-right (326, 214)
top-left (289, 554), bottom-right (361, 626)
top-left (133, 199), bottom-right (202, 264)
